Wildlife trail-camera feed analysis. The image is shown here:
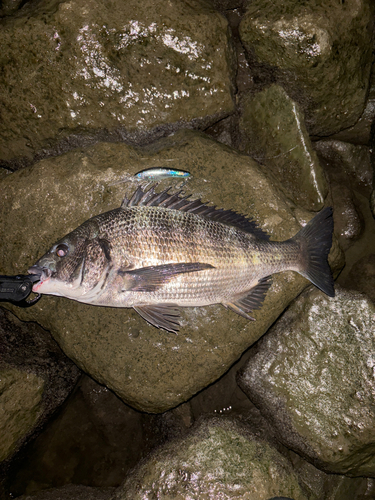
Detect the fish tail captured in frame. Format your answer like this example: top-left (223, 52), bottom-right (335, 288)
top-left (293, 207), bottom-right (335, 297)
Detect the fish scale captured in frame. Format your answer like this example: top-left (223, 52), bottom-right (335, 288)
top-left (97, 206), bottom-right (268, 302)
top-left (29, 184), bottom-right (334, 333)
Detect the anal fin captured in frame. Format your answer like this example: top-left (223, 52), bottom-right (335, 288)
top-left (134, 304), bottom-right (181, 333)
top-left (224, 276), bottom-right (273, 320)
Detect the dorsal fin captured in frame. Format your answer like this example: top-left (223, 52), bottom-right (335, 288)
top-left (121, 184), bottom-right (269, 240)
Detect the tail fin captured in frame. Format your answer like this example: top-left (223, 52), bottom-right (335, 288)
top-left (293, 207), bottom-right (335, 297)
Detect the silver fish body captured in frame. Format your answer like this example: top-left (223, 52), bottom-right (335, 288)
top-left (29, 185), bottom-right (334, 332)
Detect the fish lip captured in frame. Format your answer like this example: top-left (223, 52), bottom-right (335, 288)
top-left (28, 265), bottom-right (52, 279)
top-left (28, 265), bottom-right (53, 291)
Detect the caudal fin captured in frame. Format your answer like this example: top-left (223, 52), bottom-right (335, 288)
top-left (293, 207), bottom-right (335, 297)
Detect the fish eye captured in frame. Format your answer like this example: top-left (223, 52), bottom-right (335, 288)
top-left (55, 243), bottom-right (69, 257)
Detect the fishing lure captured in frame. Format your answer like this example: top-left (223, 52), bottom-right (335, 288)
top-left (135, 168), bottom-right (191, 181)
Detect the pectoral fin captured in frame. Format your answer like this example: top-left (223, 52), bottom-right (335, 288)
top-left (133, 304), bottom-right (181, 333)
top-left (119, 262), bottom-right (214, 292)
top-left (224, 276), bottom-right (273, 320)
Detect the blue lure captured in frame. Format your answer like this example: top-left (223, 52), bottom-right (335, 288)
top-left (135, 168), bottom-right (191, 181)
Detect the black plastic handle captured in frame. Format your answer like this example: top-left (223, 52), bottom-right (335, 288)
top-left (0, 274), bottom-right (42, 307)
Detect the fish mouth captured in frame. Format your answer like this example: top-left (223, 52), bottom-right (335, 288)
top-left (28, 265), bottom-right (53, 292)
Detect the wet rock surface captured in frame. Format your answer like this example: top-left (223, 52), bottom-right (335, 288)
top-left (340, 254), bottom-right (375, 304)
top-left (115, 417), bottom-right (309, 500)
top-left (238, 286), bottom-right (375, 477)
top-left (0, 308), bottom-right (80, 495)
top-left (239, 84), bottom-right (327, 211)
top-left (7, 376), bottom-right (161, 497)
top-left (314, 140), bottom-right (373, 199)
top-left (329, 66), bottom-right (375, 145)
top-left (1, 0), bottom-right (375, 497)
top-left (0, 0), bottom-right (235, 169)
top-left (0, 369), bottom-right (44, 464)
top-left (0, 130), bottom-right (341, 414)
top-left (239, 0), bottom-right (374, 136)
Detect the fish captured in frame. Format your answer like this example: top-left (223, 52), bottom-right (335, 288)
top-left (28, 184), bottom-right (334, 333)
top-left (135, 168), bottom-right (191, 181)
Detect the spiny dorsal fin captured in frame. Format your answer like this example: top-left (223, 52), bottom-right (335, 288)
top-left (121, 184), bottom-right (270, 240)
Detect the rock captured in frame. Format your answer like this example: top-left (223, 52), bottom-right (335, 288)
top-left (17, 484), bottom-right (115, 500)
top-left (238, 285), bottom-right (375, 476)
top-left (205, 115), bottom-right (235, 148)
top-left (115, 417), bottom-right (309, 500)
top-left (329, 184), bottom-right (363, 251)
top-left (239, 84), bottom-right (328, 211)
top-left (329, 66), bottom-right (375, 145)
top-left (340, 254), bottom-right (375, 304)
top-left (7, 376), bottom-right (161, 497)
top-left (313, 140), bottom-right (373, 199)
top-left (289, 451), bottom-right (374, 500)
top-left (0, 0), bottom-right (235, 169)
top-left (239, 0), bottom-right (374, 137)
top-left (0, 368), bottom-right (44, 464)
top-left (313, 139), bottom-right (373, 251)
top-left (0, 0), bottom-right (23, 16)
top-left (0, 308), bottom-right (80, 491)
top-left (0, 130), bottom-right (342, 413)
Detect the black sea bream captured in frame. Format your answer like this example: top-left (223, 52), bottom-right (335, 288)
top-left (29, 184), bottom-right (334, 332)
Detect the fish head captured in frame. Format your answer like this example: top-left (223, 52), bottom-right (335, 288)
top-left (28, 220), bottom-right (110, 300)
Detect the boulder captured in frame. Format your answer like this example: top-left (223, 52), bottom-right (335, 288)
top-left (0, 308), bottom-right (80, 492)
top-left (239, 0), bottom-right (374, 136)
top-left (239, 84), bottom-right (328, 211)
top-left (115, 417), bottom-right (309, 500)
top-left (0, 0), bottom-right (235, 169)
top-left (238, 285), bottom-right (375, 476)
top-left (0, 131), bottom-right (341, 412)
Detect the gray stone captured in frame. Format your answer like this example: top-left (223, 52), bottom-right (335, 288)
top-left (239, 0), bottom-right (374, 137)
top-left (0, 0), bottom-right (235, 169)
top-left (239, 84), bottom-right (328, 211)
top-left (238, 285), bottom-right (375, 476)
top-left (0, 130), bottom-right (342, 413)
top-left (115, 417), bottom-right (309, 500)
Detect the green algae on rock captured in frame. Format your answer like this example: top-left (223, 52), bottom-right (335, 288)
top-left (0, 369), bottom-right (44, 463)
top-left (115, 418), bottom-right (309, 500)
top-left (239, 0), bottom-right (374, 137)
top-left (0, 131), bottom-right (341, 413)
top-left (0, 307), bottom-right (80, 469)
top-left (238, 285), bottom-right (375, 477)
top-left (239, 84), bottom-right (327, 211)
top-left (0, 0), bottom-right (235, 168)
